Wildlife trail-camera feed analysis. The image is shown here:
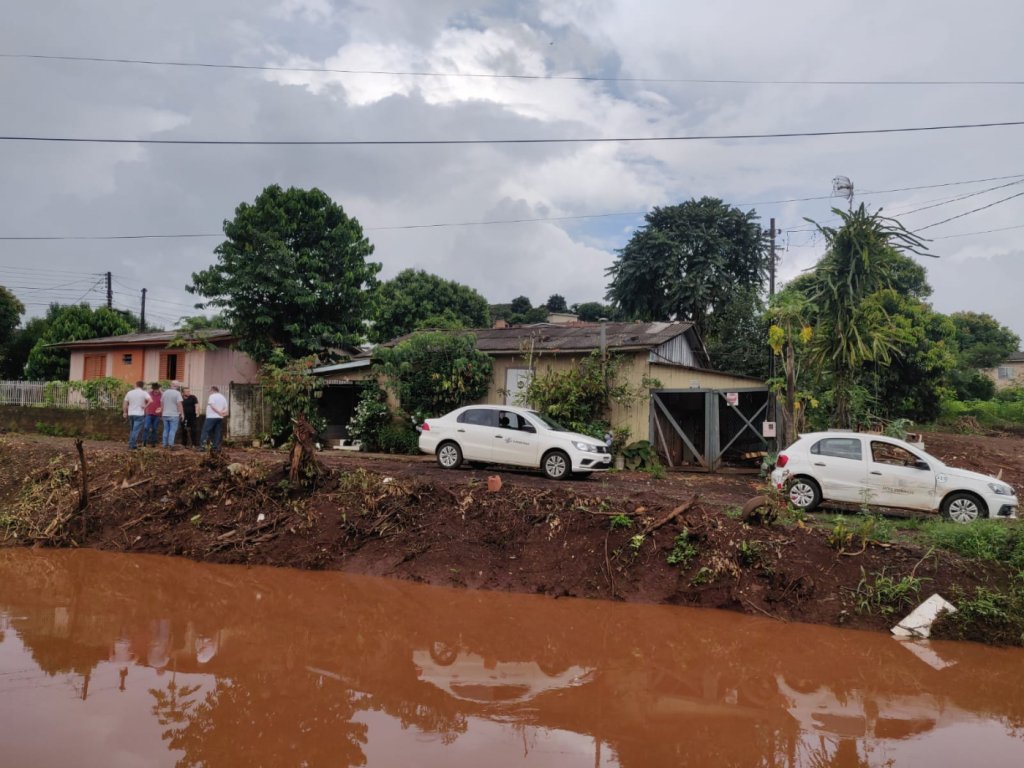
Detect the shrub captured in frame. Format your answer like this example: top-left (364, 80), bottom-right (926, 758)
top-left (347, 386), bottom-right (392, 452)
top-left (376, 421), bottom-right (421, 455)
top-left (376, 332), bottom-right (492, 418)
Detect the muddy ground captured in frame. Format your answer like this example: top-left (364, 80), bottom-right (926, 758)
top-left (1, 429), bottom-right (1021, 638)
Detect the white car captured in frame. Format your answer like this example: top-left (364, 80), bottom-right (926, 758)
top-left (412, 648), bottom-right (595, 705)
top-left (770, 432), bottom-right (1018, 523)
top-left (418, 405), bottom-right (612, 480)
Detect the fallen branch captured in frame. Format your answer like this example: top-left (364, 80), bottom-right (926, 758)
top-left (641, 495), bottom-right (698, 535)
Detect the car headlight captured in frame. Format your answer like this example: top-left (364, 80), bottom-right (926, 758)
top-left (988, 482), bottom-right (1014, 496)
top-left (572, 441), bottom-right (599, 453)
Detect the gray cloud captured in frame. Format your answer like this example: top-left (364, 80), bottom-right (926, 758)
top-left (2, 0), bottom-right (1023, 339)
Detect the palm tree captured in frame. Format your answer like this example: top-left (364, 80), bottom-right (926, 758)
top-left (806, 205), bottom-right (928, 428)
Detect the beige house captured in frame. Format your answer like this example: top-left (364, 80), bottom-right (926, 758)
top-left (985, 351), bottom-right (1024, 390)
top-left (56, 329), bottom-right (260, 394)
top-left (470, 322), bottom-right (770, 469)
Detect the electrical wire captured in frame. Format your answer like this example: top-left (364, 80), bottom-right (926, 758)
top-left (3, 119), bottom-right (1024, 146)
top-left (4, 52), bottom-right (1024, 87)
top-left (4, 172), bottom-right (1024, 242)
top-left (914, 190), bottom-right (1024, 232)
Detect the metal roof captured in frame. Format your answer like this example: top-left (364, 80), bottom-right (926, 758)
top-left (385, 321), bottom-right (696, 353)
top-left (54, 329), bottom-right (235, 349)
top-left (311, 358), bottom-right (373, 375)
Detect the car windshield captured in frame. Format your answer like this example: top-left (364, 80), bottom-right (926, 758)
top-left (529, 411), bottom-right (567, 431)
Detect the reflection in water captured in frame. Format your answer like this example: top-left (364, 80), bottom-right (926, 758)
top-left (0, 549), bottom-right (1023, 767)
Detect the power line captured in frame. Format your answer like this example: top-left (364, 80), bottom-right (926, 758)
top-left (914, 190), bottom-right (1024, 232)
top-left (3, 120), bottom-right (1024, 146)
top-left (4, 172), bottom-right (1024, 242)
top-left (931, 223), bottom-right (1024, 239)
top-left (4, 52), bottom-right (1024, 87)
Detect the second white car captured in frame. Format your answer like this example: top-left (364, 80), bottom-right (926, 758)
top-left (770, 431), bottom-right (1018, 523)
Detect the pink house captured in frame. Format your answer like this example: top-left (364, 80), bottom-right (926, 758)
top-left (56, 329), bottom-right (260, 392)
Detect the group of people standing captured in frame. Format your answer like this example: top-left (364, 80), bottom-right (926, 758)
top-left (122, 381), bottom-right (229, 451)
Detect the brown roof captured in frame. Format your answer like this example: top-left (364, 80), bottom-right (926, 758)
top-left (383, 321), bottom-right (699, 353)
top-left (54, 329), bottom-right (235, 350)
top-left (468, 321), bottom-right (696, 353)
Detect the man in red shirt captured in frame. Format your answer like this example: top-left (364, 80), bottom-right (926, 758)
top-left (143, 382), bottom-right (162, 447)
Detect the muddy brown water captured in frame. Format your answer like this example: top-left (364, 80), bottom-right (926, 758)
top-left (1, 550), bottom-right (1022, 768)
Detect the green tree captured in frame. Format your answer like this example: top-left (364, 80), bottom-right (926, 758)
top-left (804, 204), bottom-right (929, 428)
top-left (573, 301), bottom-right (620, 322)
top-left (510, 296), bottom-right (532, 315)
top-left (863, 290), bottom-right (957, 422)
top-left (0, 286), bottom-right (24, 347)
top-left (768, 289), bottom-right (815, 446)
top-left (490, 297), bottom-right (548, 325)
top-left (946, 312), bottom-right (1018, 400)
top-left (950, 312), bottom-right (1019, 369)
top-left (370, 269), bottom-right (490, 343)
top-left (24, 303), bottom-right (136, 381)
top-left (0, 316), bottom-right (47, 379)
top-left (703, 285), bottom-right (768, 378)
top-left (0, 286), bottom-right (26, 377)
top-left (545, 294), bottom-right (568, 313)
top-left (605, 197), bottom-right (768, 340)
top-left (376, 332), bottom-right (492, 418)
top-left (188, 185), bottom-right (380, 363)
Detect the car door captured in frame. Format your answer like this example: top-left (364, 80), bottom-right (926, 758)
top-left (807, 437), bottom-right (867, 503)
top-left (491, 410), bottom-right (540, 468)
top-left (865, 439), bottom-right (937, 511)
top-left (455, 408), bottom-right (498, 462)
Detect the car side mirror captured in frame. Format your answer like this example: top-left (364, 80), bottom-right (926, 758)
top-left (914, 460), bottom-right (930, 471)
top-left (521, 424), bottom-right (536, 434)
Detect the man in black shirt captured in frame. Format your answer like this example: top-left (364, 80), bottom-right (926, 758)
top-left (180, 386), bottom-right (201, 447)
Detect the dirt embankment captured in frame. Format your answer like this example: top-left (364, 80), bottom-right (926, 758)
top-left (0, 431), bottom-right (1021, 638)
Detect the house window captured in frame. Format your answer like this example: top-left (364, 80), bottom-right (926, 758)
top-left (122, 353), bottom-right (133, 365)
top-left (83, 354), bottom-right (106, 380)
top-left (159, 352), bottom-right (180, 381)
top-left (998, 367), bottom-right (1012, 380)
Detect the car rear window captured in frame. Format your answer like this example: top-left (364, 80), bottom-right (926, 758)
top-left (458, 409), bottom-right (497, 427)
top-left (810, 438), bottom-right (863, 461)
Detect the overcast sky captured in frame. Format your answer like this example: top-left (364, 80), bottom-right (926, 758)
top-left (2, 0), bottom-right (1023, 341)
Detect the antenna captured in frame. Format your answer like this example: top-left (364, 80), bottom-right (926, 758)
top-left (832, 176), bottom-right (854, 210)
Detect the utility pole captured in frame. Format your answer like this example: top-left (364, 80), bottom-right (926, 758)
top-left (767, 219), bottom-right (779, 446)
top-left (105, 271), bottom-right (112, 309)
top-left (140, 288), bottom-right (147, 332)
top-left (767, 218), bottom-right (778, 381)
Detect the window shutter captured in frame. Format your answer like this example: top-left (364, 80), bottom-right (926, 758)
top-left (83, 354), bottom-right (106, 380)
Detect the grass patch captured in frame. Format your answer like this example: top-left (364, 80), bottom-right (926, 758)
top-left (666, 529), bottom-right (698, 567)
top-left (918, 519), bottom-right (1024, 569)
top-left (854, 567), bottom-right (927, 617)
top-left (933, 576), bottom-right (1024, 646)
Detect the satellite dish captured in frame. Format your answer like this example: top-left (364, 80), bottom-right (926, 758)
top-left (832, 176), bottom-right (854, 209)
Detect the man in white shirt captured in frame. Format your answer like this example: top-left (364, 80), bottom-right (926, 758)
top-left (160, 381), bottom-right (185, 448)
top-left (196, 385), bottom-right (229, 451)
top-left (122, 381), bottom-right (152, 450)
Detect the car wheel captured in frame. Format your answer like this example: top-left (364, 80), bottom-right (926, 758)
top-left (788, 477), bottom-right (821, 512)
top-left (436, 442), bottom-right (463, 470)
top-left (941, 492), bottom-right (986, 523)
top-left (428, 641), bottom-right (459, 666)
top-left (542, 450), bottom-right (571, 480)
